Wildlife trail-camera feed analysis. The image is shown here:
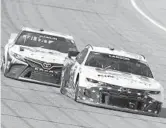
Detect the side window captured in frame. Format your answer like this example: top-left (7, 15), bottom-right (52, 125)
top-left (76, 48), bottom-right (88, 64)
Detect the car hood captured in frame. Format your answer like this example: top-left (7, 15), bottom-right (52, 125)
top-left (9, 45), bottom-right (67, 64)
top-left (82, 66), bottom-right (162, 91)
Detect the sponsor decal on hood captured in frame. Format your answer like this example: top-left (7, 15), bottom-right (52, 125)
top-left (82, 66), bottom-right (161, 91)
top-left (10, 45), bottom-right (67, 64)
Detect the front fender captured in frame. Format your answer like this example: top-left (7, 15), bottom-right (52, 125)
top-left (4, 33), bottom-right (17, 66)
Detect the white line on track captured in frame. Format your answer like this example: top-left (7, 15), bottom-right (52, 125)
top-left (131, 0), bottom-right (166, 32)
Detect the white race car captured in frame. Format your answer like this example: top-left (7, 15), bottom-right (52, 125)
top-left (1, 27), bottom-right (79, 86)
top-left (60, 45), bottom-right (164, 116)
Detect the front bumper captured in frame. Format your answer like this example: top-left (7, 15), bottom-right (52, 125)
top-left (5, 63), bottom-right (62, 87)
top-left (77, 86), bottom-right (162, 116)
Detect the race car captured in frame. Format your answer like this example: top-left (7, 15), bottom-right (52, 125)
top-left (1, 27), bottom-right (79, 87)
top-left (60, 45), bottom-right (164, 116)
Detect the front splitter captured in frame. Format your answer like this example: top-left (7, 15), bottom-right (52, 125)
top-left (77, 99), bottom-right (159, 117)
top-left (18, 77), bottom-right (61, 87)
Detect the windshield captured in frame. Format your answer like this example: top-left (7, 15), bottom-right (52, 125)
top-left (15, 31), bottom-right (77, 53)
top-left (85, 52), bottom-right (153, 78)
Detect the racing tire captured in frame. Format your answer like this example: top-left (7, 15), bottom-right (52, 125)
top-left (74, 79), bottom-right (79, 101)
top-left (1, 61), bottom-right (7, 76)
top-left (60, 67), bottom-right (67, 94)
top-left (2, 55), bottom-right (11, 77)
top-left (1, 61), bottom-right (3, 71)
top-left (1, 56), bottom-right (4, 71)
top-left (3, 67), bottom-right (8, 77)
top-left (155, 104), bottom-right (162, 116)
top-left (3, 60), bottom-right (10, 77)
top-left (60, 80), bottom-right (66, 94)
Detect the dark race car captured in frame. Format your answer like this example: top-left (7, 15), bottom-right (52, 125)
top-left (1, 27), bottom-right (78, 87)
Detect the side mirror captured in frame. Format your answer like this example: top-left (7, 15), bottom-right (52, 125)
top-left (68, 48), bottom-right (79, 58)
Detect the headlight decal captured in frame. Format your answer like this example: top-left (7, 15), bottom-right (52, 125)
top-left (86, 78), bottom-right (116, 88)
top-left (86, 78), bottom-right (99, 83)
top-left (149, 91), bottom-right (160, 95)
top-left (86, 78), bottom-right (107, 86)
top-left (10, 51), bottom-right (25, 62)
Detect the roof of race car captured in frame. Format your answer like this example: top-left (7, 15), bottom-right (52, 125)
top-left (21, 27), bottom-right (74, 41)
top-left (88, 46), bottom-right (147, 62)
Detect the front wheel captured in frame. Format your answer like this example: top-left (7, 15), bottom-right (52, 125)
top-left (1, 61), bottom-right (3, 71)
top-left (60, 75), bottom-right (67, 94)
top-left (1, 56), bottom-right (5, 70)
top-left (1, 59), bottom-right (8, 76)
top-left (74, 79), bottom-right (79, 101)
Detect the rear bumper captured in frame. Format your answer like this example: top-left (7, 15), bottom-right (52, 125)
top-left (77, 86), bottom-right (162, 116)
top-left (5, 64), bottom-right (61, 87)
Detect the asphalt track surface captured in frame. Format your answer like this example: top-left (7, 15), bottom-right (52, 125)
top-left (136, 0), bottom-right (166, 28)
top-left (1, 0), bottom-right (166, 127)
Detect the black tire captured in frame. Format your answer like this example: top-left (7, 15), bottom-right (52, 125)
top-left (60, 76), bottom-right (66, 94)
top-left (3, 61), bottom-right (10, 77)
top-left (2, 62), bottom-right (8, 77)
top-left (156, 104), bottom-right (162, 115)
top-left (1, 62), bottom-right (3, 70)
top-left (4, 68), bottom-right (9, 77)
top-left (74, 79), bottom-right (79, 101)
top-left (1, 56), bottom-right (8, 76)
top-left (1, 56), bottom-right (5, 71)
top-left (2, 55), bottom-right (11, 77)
